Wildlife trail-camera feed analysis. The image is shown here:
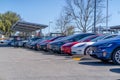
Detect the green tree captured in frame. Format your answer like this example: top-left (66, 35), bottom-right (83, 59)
top-left (0, 11), bottom-right (21, 36)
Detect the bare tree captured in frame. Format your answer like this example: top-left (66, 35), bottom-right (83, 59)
top-left (64, 0), bottom-right (105, 33)
top-left (65, 26), bottom-right (75, 35)
top-left (55, 10), bottom-right (72, 35)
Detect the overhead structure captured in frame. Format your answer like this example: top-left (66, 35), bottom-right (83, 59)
top-left (110, 25), bottom-right (120, 29)
top-left (11, 21), bottom-right (48, 32)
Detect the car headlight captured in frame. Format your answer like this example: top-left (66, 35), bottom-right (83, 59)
top-left (77, 44), bottom-right (85, 47)
top-left (99, 43), bottom-right (113, 48)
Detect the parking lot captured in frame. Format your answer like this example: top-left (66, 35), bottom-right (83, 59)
top-left (0, 47), bottom-right (119, 80)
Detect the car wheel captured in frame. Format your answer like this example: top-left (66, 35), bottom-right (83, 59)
top-left (84, 46), bottom-right (92, 55)
top-left (23, 43), bottom-right (25, 47)
top-left (112, 48), bottom-right (120, 65)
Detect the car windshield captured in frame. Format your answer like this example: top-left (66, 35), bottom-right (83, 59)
top-left (49, 36), bottom-right (59, 41)
top-left (54, 36), bottom-right (65, 41)
top-left (61, 35), bottom-right (74, 40)
top-left (77, 35), bottom-right (97, 42)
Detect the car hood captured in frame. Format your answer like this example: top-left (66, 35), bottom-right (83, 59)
top-left (62, 42), bottom-right (78, 46)
top-left (72, 42), bottom-right (94, 47)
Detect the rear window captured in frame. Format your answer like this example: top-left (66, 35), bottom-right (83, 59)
top-left (91, 35), bottom-right (106, 42)
top-left (78, 35), bottom-right (98, 42)
top-left (71, 33), bottom-right (95, 41)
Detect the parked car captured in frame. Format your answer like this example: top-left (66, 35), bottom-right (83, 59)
top-left (25, 37), bottom-right (41, 48)
top-left (36, 37), bottom-right (53, 50)
top-left (90, 37), bottom-right (120, 65)
top-left (18, 40), bottom-right (28, 47)
top-left (47, 36), bottom-right (66, 52)
top-left (0, 39), bottom-right (11, 45)
top-left (29, 38), bottom-right (44, 50)
top-left (38, 36), bottom-right (65, 51)
top-left (71, 34), bottom-right (118, 56)
top-left (48, 33), bottom-right (95, 54)
top-left (61, 35), bottom-right (99, 55)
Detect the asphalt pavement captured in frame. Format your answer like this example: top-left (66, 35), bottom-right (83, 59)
top-left (0, 47), bottom-right (119, 80)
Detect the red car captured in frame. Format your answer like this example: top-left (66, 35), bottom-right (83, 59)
top-left (61, 35), bottom-right (100, 55)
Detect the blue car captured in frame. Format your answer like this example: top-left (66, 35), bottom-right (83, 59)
top-left (90, 37), bottom-right (120, 64)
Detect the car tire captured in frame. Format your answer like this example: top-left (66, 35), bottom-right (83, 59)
top-left (112, 48), bottom-right (120, 65)
top-left (84, 46), bottom-right (91, 55)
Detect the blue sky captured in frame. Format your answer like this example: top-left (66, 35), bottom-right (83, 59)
top-left (0, 0), bottom-right (65, 24)
top-left (0, 0), bottom-right (120, 33)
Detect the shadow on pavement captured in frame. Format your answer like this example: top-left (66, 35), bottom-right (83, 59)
top-left (22, 48), bottom-right (70, 57)
top-left (78, 61), bottom-right (116, 66)
top-left (110, 68), bottom-right (120, 74)
top-left (40, 50), bottom-right (70, 56)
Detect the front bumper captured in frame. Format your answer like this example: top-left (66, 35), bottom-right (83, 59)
top-left (71, 47), bottom-right (84, 55)
top-left (40, 45), bottom-right (48, 50)
top-left (90, 46), bottom-right (113, 60)
top-left (61, 46), bottom-right (71, 54)
top-left (53, 45), bottom-right (61, 53)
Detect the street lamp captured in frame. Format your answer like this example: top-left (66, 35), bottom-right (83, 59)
top-left (48, 21), bottom-right (53, 34)
top-left (106, 0), bottom-right (109, 32)
top-left (94, 0), bottom-right (96, 33)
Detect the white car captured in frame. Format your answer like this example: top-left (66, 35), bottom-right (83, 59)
top-left (71, 34), bottom-right (118, 55)
top-left (71, 42), bottom-right (95, 55)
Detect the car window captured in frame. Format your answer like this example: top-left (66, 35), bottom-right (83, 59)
top-left (78, 35), bottom-right (97, 42)
top-left (73, 34), bottom-right (95, 41)
top-left (91, 35), bottom-right (106, 42)
top-left (54, 37), bottom-right (65, 41)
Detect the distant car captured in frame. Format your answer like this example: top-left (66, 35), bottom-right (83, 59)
top-left (38, 36), bottom-right (65, 51)
top-left (71, 34), bottom-right (118, 56)
top-left (29, 39), bottom-right (44, 50)
top-left (49, 33), bottom-right (95, 53)
top-left (61, 35), bottom-right (99, 55)
top-left (90, 37), bottom-right (120, 65)
top-left (25, 37), bottom-right (41, 48)
top-left (0, 39), bottom-right (10, 45)
top-left (36, 37), bottom-right (53, 50)
top-left (18, 40), bottom-right (28, 47)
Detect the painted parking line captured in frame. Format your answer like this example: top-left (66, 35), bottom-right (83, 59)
top-left (72, 55), bottom-right (84, 61)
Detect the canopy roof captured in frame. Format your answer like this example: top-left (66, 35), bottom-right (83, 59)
top-left (11, 21), bottom-right (48, 32)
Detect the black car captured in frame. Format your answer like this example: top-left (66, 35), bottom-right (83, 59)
top-left (29, 38), bottom-right (44, 50)
top-left (39, 36), bottom-right (65, 51)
